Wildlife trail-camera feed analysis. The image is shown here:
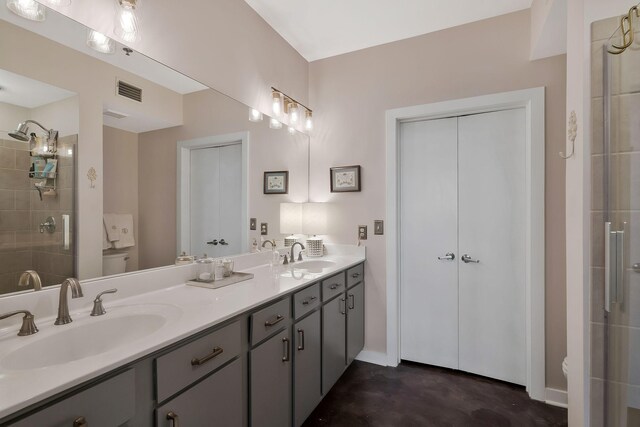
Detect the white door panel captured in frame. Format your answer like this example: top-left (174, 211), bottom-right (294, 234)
top-left (457, 109), bottom-right (527, 385)
top-left (218, 144), bottom-right (242, 256)
top-left (190, 147), bottom-right (220, 257)
top-left (400, 117), bottom-right (459, 369)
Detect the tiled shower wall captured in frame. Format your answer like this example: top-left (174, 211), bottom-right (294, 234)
top-left (0, 135), bottom-right (76, 294)
top-left (590, 16), bottom-right (640, 427)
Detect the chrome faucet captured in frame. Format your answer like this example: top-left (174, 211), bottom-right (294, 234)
top-left (55, 278), bottom-right (83, 325)
top-left (90, 289), bottom-right (118, 316)
top-left (261, 239), bottom-right (276, 249)
top-left (290, 242), bottom-right (305, 263)
top-left (0, 310), bottom-right (38, 336)
top-left (18, 270), bottom-right (42, 291)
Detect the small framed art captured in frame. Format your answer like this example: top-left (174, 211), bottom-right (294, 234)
top-left (330, 165), bottom-right (361, 192)
top-left (263, 171), bottom-right (289, 194)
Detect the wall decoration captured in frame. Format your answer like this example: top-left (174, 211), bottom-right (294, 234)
top-left (263, 171), bottom-right (289, 194)
top-left (330, 165), bottom-right (361, 192)
top-left (87, 167), bottom-right (97, 188)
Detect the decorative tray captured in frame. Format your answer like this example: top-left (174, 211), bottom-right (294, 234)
top-left (186, 272), bottom-right (254, 290)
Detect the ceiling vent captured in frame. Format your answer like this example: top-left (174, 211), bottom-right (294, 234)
top-left (103, 109), bottom-right (129, 119)
top-left (116, 80), bottom-right (142, 102)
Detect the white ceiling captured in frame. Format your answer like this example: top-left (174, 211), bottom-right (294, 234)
top-left (0, 69), bottom-right (75, 108)
top-left (244, 0), bottom-right (534, 61)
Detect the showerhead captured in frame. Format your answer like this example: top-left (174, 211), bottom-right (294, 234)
top-left (8, 122), bottom-right (30, 141)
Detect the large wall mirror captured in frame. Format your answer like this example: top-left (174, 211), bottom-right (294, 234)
top-left (0, 5), bottom-right (309, 296)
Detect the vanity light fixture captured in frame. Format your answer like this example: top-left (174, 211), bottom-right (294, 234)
top-left (249, 108), bottom-right (263, 122)
top-left (269, 118), bottom-right (282, 129)
top-left (86, 29), bottom-right (116, 54)
top-left (271, 87), bottom-right (313, 132)
top-left (6, 0), bottom-right (46, 21)
top-left (114, 0), bottom-right (140, 43)
top-left (288, 126), bottom-right (296, 135)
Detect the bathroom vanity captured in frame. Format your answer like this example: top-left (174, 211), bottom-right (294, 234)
top-left (0, 248), bottom-right (365, 427)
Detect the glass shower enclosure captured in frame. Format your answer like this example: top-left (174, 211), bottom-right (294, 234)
top-left (590, 7), bottom-right (640, 427)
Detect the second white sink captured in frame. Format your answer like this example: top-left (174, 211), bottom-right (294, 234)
top-left (292, 260), bottom-right (336, 272)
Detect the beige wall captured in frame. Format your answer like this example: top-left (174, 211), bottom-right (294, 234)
top-left (309, 10), bottom-right (568, 390)
top-left (138, 90), bottom-right (309, 269)
top-left (103, 126), bottom-right (139, 272)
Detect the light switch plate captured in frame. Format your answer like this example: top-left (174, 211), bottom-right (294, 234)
top-left (374, 220), bottom-right (384, 235)
top-left (260, 223), bottom-right (268, 235)
top-left (358, 225), bottom-right (367, 240)
top-left (249, 218), bottom-right (257, 231)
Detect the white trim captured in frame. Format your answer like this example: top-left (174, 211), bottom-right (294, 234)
top-left (355, 350), bottom-right (388, 367)
top-left (385, 88), bottom-right (546, 401)
top-left (177, 132), bottom-right (249, 255)
top-left (545, 388), bottom-right (569, 408)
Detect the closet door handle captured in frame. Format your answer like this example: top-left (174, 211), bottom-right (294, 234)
top-left (166, 411), bottom-right (179, 427)
top-left (438, 252), bottom-right (455, 261)
top-left (206, 239), bottom-right (218, 246)
top-left (461, 254), bottom-right (480, 264)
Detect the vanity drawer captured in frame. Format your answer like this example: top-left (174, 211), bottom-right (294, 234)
top-left (347, 263), bottom-right (364, 288)
top-left (293, 283), bottom-right (320, 319)
top-left (156, 320), bottom-right (241, 402)
top-left (9, 369), bottom-right (135, 427)
top-left (322, 273), bottom-right (346, 302)
top-left (251, 297), bottom-right (290, 345)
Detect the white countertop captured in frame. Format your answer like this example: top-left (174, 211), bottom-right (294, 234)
top-left (0, 247), bottom-right (365, 420)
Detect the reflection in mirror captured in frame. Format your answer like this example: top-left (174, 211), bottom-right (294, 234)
top-left (0, 5), bottom-right (309, 296)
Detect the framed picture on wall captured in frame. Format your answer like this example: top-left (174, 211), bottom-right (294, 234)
top-left (330, 165), bottom-right (361, 192)
top-left (263, 171), bottom-right (289, 194)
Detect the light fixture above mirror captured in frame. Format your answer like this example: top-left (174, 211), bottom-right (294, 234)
top-left (114, 0), bottom-right (140, 43)
top-left (6, 0), bottom-right (46, 21)
top-left (271, 87), bottom-right (313, 131)
top-left (86, 29), bottom-right (116, 54)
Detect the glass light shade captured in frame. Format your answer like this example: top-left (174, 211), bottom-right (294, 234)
top-left (271, 92), bottom-right (282, 117)
top-left (305, 110), bottom-right (313, 131)
top-left (42, 0), bottom-right (71, 6)
top-left (87, 30), bottom-right (116, 54)
top-left (249, 108), bottom-right (263, 122)
top-left (269, 118), bottom-right (282, 129)
top-left (288, 103), bottom-right (300, 124)
top-left (280, 203), bottom-right (302, 235)
top-left (114, 0), bottom-right (139, 43)
top-left (6, 0), bottom-right (46, 21)
top-left (301, 203), bottom-right (327, 235)
top-left (288, 126), bottom-right (296, 135)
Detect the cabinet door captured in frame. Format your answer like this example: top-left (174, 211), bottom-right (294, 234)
top-left (294, 310), bottom-right (321, 427)
top-left (347, 282), bottom-right (365, 365)
top-left (322, 295), bottom-right (346, 394)
top-left (250, 329), bottom-right (292, 427)
top-left (156, 358), bottom-right (243, 427)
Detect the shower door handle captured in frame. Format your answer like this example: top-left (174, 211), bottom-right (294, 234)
top-left (605, 222), bottom-right (624, 313)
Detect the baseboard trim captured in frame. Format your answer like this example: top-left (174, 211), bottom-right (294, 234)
top-left (355, 350), bottom-right (388, 366)
top-left (545, 387), bottom-right (568, 408)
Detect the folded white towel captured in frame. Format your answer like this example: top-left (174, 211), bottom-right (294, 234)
top-left (103, 213), bottom-right (122, 242)
top-left (111, 214), bottom-right (135, 249)
top-left (102, 222), bottom-right (113, 250)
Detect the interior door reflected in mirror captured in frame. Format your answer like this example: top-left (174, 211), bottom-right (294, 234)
top-left (0, 4), bottom-right (309, 296)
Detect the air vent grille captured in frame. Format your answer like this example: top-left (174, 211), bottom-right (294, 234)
top-left (117, 80), bottom-right (142, 102)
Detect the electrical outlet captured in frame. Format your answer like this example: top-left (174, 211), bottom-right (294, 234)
top-left (249, 218), bottom-right (257, 230)
top-left (261, 222), bottom-right (268, 235)
top-left (374, 220), bottom-right (384, 235)
top-left (358, 225), bottom-right (367, 240)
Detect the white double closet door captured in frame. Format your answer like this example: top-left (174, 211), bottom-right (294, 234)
top-left (400, 108), bottom-right (527, 385)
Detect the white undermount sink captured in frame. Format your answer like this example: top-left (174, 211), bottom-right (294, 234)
top-left (293, 260), bottom-right (336, 271)
top-left (1, 304), bottom-right (181, 371)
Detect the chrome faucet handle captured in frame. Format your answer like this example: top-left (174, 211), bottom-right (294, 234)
top-left (283, 254), bottom-right (289, 265)
top-left (90, 289), bottom-right (118, 316)
top-left (18, 270), bottom-right (42, 291)
top-left (55, 278), bottom-right (83, 325)
top-left (0, 310), bottom-right (38, 336)
top-left (297, 251), bottom-right (303, 262)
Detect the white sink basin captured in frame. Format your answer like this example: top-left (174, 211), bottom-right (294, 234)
top-left (293, 260), bottom-right (336, 272)
top-left (1, 304), bottom-right (180, 371)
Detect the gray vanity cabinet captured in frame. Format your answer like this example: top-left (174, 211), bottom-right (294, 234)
top-left (8, 369), bottom-right (136, 427)
top-left (322, 293), bottom-right (347, 394)
top-left (294, 310), bottom-right (322, 427)
top-left (156, 358), bottom-right (243, 427)
top-left (250, 328), bottom-right (292, 427)
top-left (347, 281), bottom-right (365, 365)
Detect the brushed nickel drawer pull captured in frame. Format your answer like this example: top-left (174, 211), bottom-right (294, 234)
top-left (351, 272), bottom-right (361, 278)
top-left (340, 297), bottom-right (346, 315)
top-left (73, 417), bottom-right (88, 427)
top-left (297, 328), bottom-right (305, 351)
top-left (190, 346), bottom-right (223, 366)
top-left (329, 284), bottom-right (340, 290)
top-left (265, 314), bottom-right (284, 327)
top-left (282, 337), bottom-right (290, 362)
top-left (166, 411), bottom-right (180, 427)
top-left (302, 296), bottom-right (317, 305)
top-left (348, 293), bottom-right (355, 309)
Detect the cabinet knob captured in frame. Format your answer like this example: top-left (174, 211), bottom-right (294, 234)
top-left (73, 417), bottom-right (88, 427)
top-left (166, 411), bottom-right (180, 427)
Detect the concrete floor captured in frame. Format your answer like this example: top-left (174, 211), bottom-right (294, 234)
top-left (303, 361), bottom-right (567, 427)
